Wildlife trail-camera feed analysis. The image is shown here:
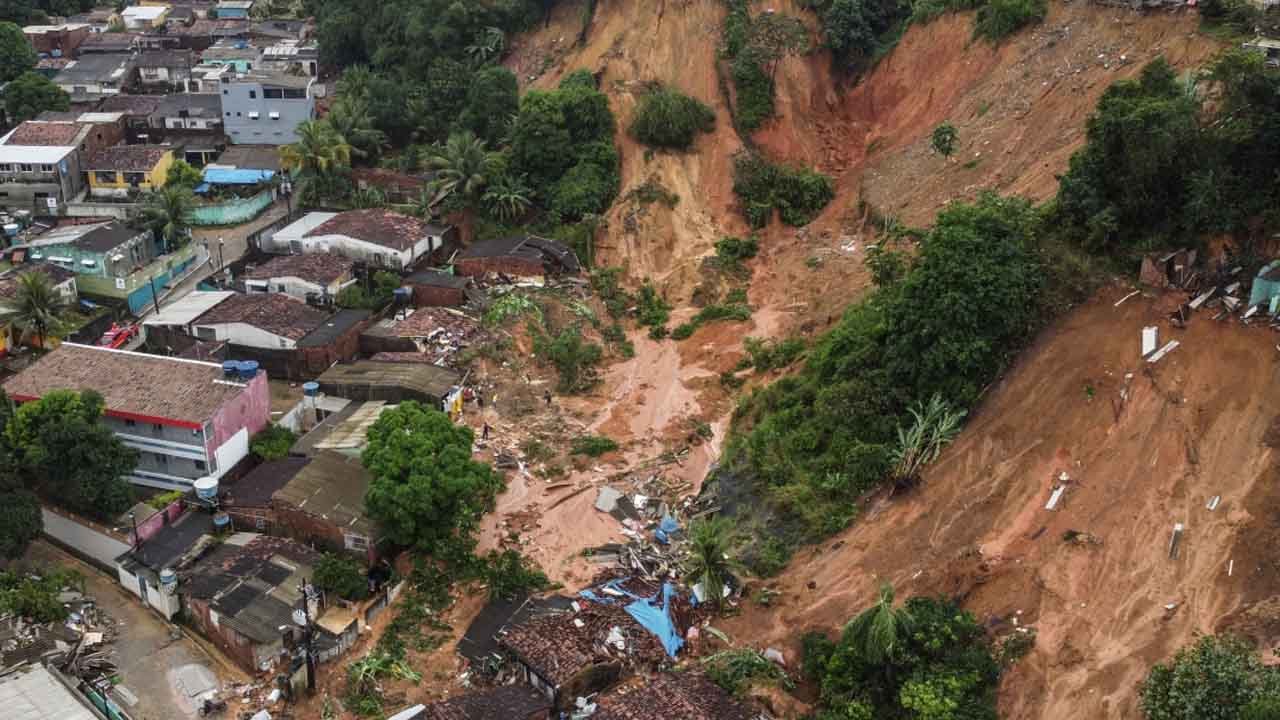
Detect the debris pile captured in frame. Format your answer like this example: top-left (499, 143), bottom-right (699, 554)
top-left (0, 588), bottom-right (118, 685)
top-left (386, 307), bottom-right (490, 366)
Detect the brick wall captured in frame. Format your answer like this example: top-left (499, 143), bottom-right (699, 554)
top-left (410, 284), bottom-right (465, 307)
top-left (455, 256), bottom-right (543, 278)
top-left (186, 596), bottom-right (260, 672)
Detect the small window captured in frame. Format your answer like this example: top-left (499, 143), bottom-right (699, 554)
top-left (282, 88), bottom-right (306, 99)
top-left (194, 460), bottom-right (206, 471)
top-left (152, 423), bottom-right (163, 433)
top-left (236, 112), bottom-right (241, 116)
top-left (278, 337), bottom-right (286, 348)
top-left (255, 516), bottom-right (266, 530)
top-left (154, 453), bottom-right (168, 465)
top-left (263, 88), bottom-right (283, 99)
top-left (225, 111), bottom-right (231, 116)
top-left (19, 164), bottom-right (32, 172)
top-left (39, 164), bottom-right (52, 172)
top-left (222, 89), bottom-right (228, 95)
top-left (124, 419), bottom-right (137, 427)
top-left (276, 284), bottom-right (286, 292)
top-left (248, 89), bottom-right (256, 98)
top-left (248, 111), bottom-right (259, 119)
top-left (0, 164), bottom-right (11, 172)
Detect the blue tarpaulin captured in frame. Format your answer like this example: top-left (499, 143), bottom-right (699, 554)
top-left (202, 167), bottom-right (276, 185)
top-left (654, 515), bottom-right (680, 544)
top-left (578, 579), bottom-right (685, 658)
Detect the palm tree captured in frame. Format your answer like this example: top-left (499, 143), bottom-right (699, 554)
top-left (843, 583), bottom-right (915, 667)
top-left (325, 95), bottom-right (386, 160)
top-left (140, 185), bottom-right (195, 253)
top-left (426, 131), bottom-right (496, 240)
top-left (280, 120), bottom-right (352, 205)
top-left (683, 517), bottom-right (741, 611)
top-left (0, 271), bottom-right (69, 350)
top-left (483, 173), bottom-right (533, 222)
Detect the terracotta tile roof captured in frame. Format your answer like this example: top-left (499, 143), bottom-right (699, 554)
top-left (594, 673), bottom-right (755, 720)
top-left (421, 685), bottom-right (552, 720)
top-left (193, 293), bottom-right (328, 340)
top-left (5, 121), bottom-right (85, 146)
top-left (305, 209), bottom-right (432, 251)
top-left (2, 343), bottom-right (253, 426)
top-left (87, 144), bottom-right (171, 172)
top-left (499, 599), bottom-right (664, 689)
top-left (390, 307), bottom-right (479, 339)
top-left (244, 253), bottom-right (355, 285)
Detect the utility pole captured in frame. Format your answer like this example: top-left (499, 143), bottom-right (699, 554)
top-left (295, 580), bottom-right (316, 694)
top-left (148, 274), bottom-right (161, 316)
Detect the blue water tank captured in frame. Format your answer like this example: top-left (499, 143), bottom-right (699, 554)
top-left (222, 361), bottom-right (238, 377)
top-left (213, 512), bottom-right (231, 531)
top-left (302, 381), bottom-right (319, 397)
top-left (239, 360), bottom-right (259, 379)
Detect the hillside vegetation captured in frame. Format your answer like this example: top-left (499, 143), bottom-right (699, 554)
top-left (720, 50), bottom-right (1280, 568)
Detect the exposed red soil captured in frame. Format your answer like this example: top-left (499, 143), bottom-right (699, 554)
top-left (722, 287), bottom-right (1280, 718)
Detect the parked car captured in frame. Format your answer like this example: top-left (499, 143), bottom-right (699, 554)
top-left (98, 323), bottom-right (139, 349)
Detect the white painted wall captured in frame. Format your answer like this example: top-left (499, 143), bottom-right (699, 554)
top-left (212, 426), bottom-right (249, 479)
top-left (191, 321), bottom-right (295, 349)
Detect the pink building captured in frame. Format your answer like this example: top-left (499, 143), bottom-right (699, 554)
top-left (3, 343), bottom-right (270, 490)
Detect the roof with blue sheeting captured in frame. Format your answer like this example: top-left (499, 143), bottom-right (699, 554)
top-left (202, 167), bottom-right (275, 185)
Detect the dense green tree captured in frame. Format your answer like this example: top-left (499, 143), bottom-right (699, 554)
top-left (313, 553), bottom-right (369, 600)
top-left (931, 122), bottom-right (958, 158)
top-left (628, 85), bottom-right (716, 150)
top-left (5, 390), bottom-right (136, 520)
top-left (325, 94), bottom-right (387, 160)
top-left (0, 567), bottom-right (83, 622)
top-left (1056, 59), bottom-right (1201, 252)
top-left (746, 12), bottom-right (808, 81)
top-left (250, 425), bottom-right (297, 461)
top-left (683, 517), bottom-right (740, 610)
top-left (811, 594), bottom-right (999, 718)
top-left (0, 21), bottom-right (34, 82)
top-left (0, 488), bottom-right (39, 559)
top-left (483, 172), bottom-right (533, 221)
top-left (511, 90), bottom-right (575, 188)
top-left (459, 66), bottom-right (519, 145)
top-left (3, 71), bottom-right (69, 124)
top-left (1140, 636), bottom-right (1280, 720)
top-left (0, 271), bottom-right (68, 349)
top-left (533, 324), bottom-right (603, 393)
top-left (362, 402), bottom-right (503, 558)
top-left (140, 185), bottom-right (196, 252)
top-left (280, 120), bottom-right (353, 205)
top-left (165, 159), bottom-right (203, 190)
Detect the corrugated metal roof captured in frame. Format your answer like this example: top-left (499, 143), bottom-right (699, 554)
top-left (0, 664), bottom-right (99, 720)
top-left (143, 291), bottom-right (235, 327)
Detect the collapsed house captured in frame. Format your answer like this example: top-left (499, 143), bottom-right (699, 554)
top-left (492, 578), bottom-right (690, 711)
top-left (1139, 248), bottom-right (1197, 289)
top-left (359, 307), bottom-right (488, 366)
top-left (454, 235), bottom-right (581, 280)
top-left (395, 684), bottom-right (554, 720)
top-left (592, 672), bottom-right (758, 720)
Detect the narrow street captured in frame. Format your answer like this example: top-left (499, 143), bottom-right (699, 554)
top-left (24, 541), bottom-right (247, 720)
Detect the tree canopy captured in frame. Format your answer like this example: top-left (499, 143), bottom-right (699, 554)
top-left (0, 21), bottom-right (34, 82)
top-left (362, 402), bottom-right (503, 559)
top-left (3, 71), bottom-right (69, 124)
top-left (1140, 636), bottom-right (1280, 720)
top-left (4, 389), bottom-right (136, 520)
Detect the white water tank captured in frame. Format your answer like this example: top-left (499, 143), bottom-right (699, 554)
top-left (194, 477), bottom-right (218, 501)
top-left (160, 568), bottom-right (177, 593)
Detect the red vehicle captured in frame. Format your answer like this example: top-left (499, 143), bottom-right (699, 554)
top-left (98, 323), bottom-right (139, 349)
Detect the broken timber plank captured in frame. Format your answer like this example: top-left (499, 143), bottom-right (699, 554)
top-left (1169, 523), bottom-right (1184, 560)
top-left (1045, 485), bottom-right (1066, 511)
top-left (1147, 340), bottom-right (1180, 364)
top-left (1189, 288), bottom-right (1215, 310)
top-left (1114, 290), bottom-right (1141, 307)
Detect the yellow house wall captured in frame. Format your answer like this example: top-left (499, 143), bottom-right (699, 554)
top-left (87, 150), bottom-right (175, 190)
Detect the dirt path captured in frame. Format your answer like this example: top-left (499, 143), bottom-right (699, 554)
top-left (720, 287), bottom-right (1280, 718)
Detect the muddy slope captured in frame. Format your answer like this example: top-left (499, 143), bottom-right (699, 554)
top-left (722, 289), bottom-right (1280, 718)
